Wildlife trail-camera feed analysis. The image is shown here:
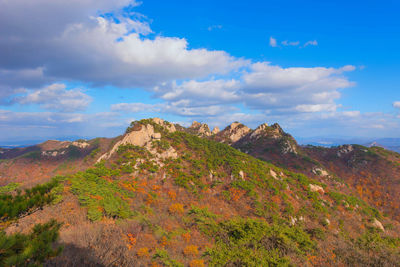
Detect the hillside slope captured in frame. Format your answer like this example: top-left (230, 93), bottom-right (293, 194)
top-left (210, 122), bottom-right (400, 222)
top-left (1, 118), bottom-right (400, 266)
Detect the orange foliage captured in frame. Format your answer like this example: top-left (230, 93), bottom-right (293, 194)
top-left (126, 233), bottom-right (137, 250)
top-left (189, 259), bottom-right (205, 267)
top-left (152, 185), bottom-right (161, 191)
top-left (160, 236), bottom-right (168, 248)
top-left (168, 190), bottom-right (177, 200)
top-left (183, 245), bottom-right (199, 256)
top-left (136, 247), bottom-right (150, 257)
top-left (146, 193), bottom-right (154, 205)
top-left (90, 195), bottom-right (103, 200)
top-left (120, 181), bottom-right (136, 192)
top-left (169, 203), bottom-right (184, 214)
top-left (181, 232), bottom-right (191, 243)
top-left (229, 187), bottom-right (245, 201)
top-left (271, 195), bottom-right (282, 205)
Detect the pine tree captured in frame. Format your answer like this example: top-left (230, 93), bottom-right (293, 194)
top-left (0, 220), bottom-right (63, 266)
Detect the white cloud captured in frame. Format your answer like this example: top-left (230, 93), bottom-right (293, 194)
top-left (269, 36), bottom-right (278, 47)
top-left (208, 25), bottom-right (222, 31)
top-left (341, 110), bottom-right (361, 117)
top-left (295, 104), bottom-right (338, 113)
top-left (111, 102), bottom-right (163, 113)
top-left (156, 79), bottom-right (240, 105)
top-left (111, 62), bottom-right (356, 122)
top-left (282, 40), bottom-right (300, 46)
top-left (16, 83), bottom-right (92, 112)
top-left (2, 1), bottom-right (396, 140)
top-left (303, 40), bottom-right (318, 47)
top-left (0, 0), bottom-right (245, 92)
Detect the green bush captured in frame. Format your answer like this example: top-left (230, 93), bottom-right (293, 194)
top-left (0, 183), bottom-right (20, 194)
top-left (0, 219), bottom-right (62, 266)
top-left (0, 178), bottom-right (61, 221)
top-left (205, 218), bottom-right (315, 266)
top-left (152, 249), bottom-right (183, 267)
top-left (69, 163), bottom-right (134, 221)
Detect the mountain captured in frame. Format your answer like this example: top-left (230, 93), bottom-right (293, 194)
top-left (1, 118), bottom-right (400, 266)
top-left (298, 137), bottom-right (400, 153)
top-left (208, 122), bottom-right (400, 222)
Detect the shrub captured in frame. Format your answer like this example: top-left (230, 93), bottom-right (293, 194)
top-left (189, 259), bottom-right (205, 267)
top-left (0, 178), bottom-right (61, 221)
top-left (152, 249), bottom-right (183, 267)
top-left (169, 203), bottom-right (184, 214)
top-left (0, 183), bottom-right (19, 194)
top-left (69, 164), bottom-right (133, 221)
top-left (183, 245), bottom-right (199, 257)
top-left (205, 218), bottom-right (315, 266)
top-left (0, 219), bottom-right (62, 266)
top-left (137, 247), bottom-right (150, 257)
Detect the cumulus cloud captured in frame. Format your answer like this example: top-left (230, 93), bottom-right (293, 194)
top-left (303, 40), bottom-right (318, 47)
top-left (112, 62), bottom-right (357, 128)
top-left (16, 83), bottom-right (92, 112)
top-left (0, 0), bottom-right (245, 94)
top-left (269, 37), bottom-right (278, 47)
top-left (239, 63), bottom-right (355, 112)
top-left (2, 0), bottom-right (395, 141)
top-left (393, 101), bottom-right (400, 108)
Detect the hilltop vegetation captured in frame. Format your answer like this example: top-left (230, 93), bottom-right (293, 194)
top-left (1, 118), bottom-right (400, 266)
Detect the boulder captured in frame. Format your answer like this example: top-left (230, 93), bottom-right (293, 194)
top-left (372, 218), bottom-right (385, 231)
top-left (270, 169), bottom-right (278, 180)
top-left (309, 184), bottom-right (325, 194)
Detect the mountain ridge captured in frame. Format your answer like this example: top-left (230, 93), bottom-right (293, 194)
top-left (1, 118), bottom-right (400, 266)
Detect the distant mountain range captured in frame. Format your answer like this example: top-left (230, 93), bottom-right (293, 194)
top-left (297, 137), bottom-right (400, 153)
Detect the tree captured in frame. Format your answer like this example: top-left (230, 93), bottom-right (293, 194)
top-left (0, 220), bottom-right (63, 266)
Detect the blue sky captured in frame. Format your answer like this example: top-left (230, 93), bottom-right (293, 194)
top-left (0, 0), bottom-right (399, 144)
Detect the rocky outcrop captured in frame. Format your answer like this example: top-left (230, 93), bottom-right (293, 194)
top-left (309, 184), bottom-right (325, 194)
top-left (312, 167), bottom-right (329, 177)
top-left (97, 124), bottom-right (158, 162)
top-left (152, 118), bottom-right (176, 133)
top-left (39, 140), bottom-right (71, 151)
top-left (249, 123), bottom-right (269, 139)
top-left (219, 122), bottom-right (251, 143)
top-left (337, 145), bottom-right (354, 157)
top-left (189, 121), bottom-right (212, 136)
top-left (371, 218), bottom-right (385, 231)
top-left (97, 120), bottom-right (178, 163)
top-left (211, 127), bottom-right (220, 135)
top-left (40, 140), bottom-right (91, 151)
top-left (72, 141), bottom-right (90, 148)
top-left (270, 169), bottom-right (278, 180)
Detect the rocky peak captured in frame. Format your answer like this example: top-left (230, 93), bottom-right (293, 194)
top-left (220, 122), bottom-right (251, 143)
top-left (190, 121), bottom-right (201, 129)
top-left (249, 123), bottom-right (269, 139)
top-left (151, 117), bottom-right (176, 133)
top-left (188, 121), bottom-right (212, 136)
top-left (211, 126), bottom-right (220, 135)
